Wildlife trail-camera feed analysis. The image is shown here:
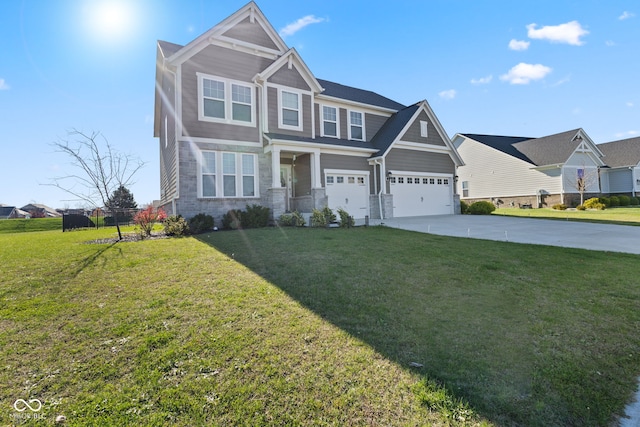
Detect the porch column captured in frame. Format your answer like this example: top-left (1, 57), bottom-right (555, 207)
top-left (310, 151), bottom-right (321, 188)
top-left (271, 148), bottom-right (281, 188)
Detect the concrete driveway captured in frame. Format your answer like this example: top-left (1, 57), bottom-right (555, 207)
top-left (371, 215), bottom-right (640, 255)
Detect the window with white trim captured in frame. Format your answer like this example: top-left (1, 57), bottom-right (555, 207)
top-left (322, 106), bottom-right (338, 137)
top-left (200, 150), bottom-right (258, 199)
top-left (349, 111), bottom-right (364, 140)
top-left (280, 90), bottom-right (302, 130)
top-left (198, 73), bottom-right (255, 125)
top-left (462, 181), bottom-right (469, 197)
top-left (420, 121), bottom-right (428, 138)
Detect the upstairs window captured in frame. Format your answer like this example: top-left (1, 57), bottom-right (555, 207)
top-left (280, 90), bottom-right (302, 130)
top-left (322, 106), bottom-right (338, 137)
top-left (349, 111), bottom-right (364, 141)
top-left (198, 73), bottom-right (255, 126)
top-left (420, 120), bottom-right (428, 138)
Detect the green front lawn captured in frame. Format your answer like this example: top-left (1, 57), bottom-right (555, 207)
top-left (493, 206), bottom-right (640, 225)
top-left (1, 226), bottom-right (639, 426)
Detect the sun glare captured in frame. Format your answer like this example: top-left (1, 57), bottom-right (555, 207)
top-left (83, 0), bottom-right (135, 44)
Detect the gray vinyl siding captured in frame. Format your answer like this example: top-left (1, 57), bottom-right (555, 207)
top-left (401, 111), bottom-right (446, 146)
top-left (221, 17), bottom-right (279, 50)
top-left (320, 154), bottom-right (373, 192)
top-left (608, 169), bottom-right (632, 193)
top-left (181, 45), bottom-right (271, 141)
top-left (269, 65), bottom-right (311, 91)
top-left (386, 149), bottom-right (454, 174)
top-left (366, 113), bottom-right (389, 142)
top-left (159, 69), bottom-right (178, 203)
top-left (293, 153), bottom-right (311, 196)
top-left (267, 87), bottom-right (312, 137)
top-left (340, 108), bottom-right (348, 139)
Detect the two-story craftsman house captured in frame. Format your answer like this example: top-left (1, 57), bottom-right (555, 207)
top-left (154, 2), bottom-right (463, 223)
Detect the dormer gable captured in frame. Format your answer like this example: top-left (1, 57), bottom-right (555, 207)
top-left (254, 48), bottom-right (323, 94)
top-left (165, 2), bottom-right (288, 66)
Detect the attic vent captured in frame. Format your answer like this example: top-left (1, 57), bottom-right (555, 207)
top-left (420, 121), bottom-right (428, 138)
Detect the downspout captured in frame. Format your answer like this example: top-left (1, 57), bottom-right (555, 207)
top-left (373, 159), bottom-right (384, 220)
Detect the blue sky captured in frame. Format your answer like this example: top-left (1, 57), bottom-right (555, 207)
top-left (2, 0), bottom-right (638, 210)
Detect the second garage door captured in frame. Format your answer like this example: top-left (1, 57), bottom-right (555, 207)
top-left (325, 171), bottom-right (369, 219)
top-left (390, 174), bottom-right (452, 217)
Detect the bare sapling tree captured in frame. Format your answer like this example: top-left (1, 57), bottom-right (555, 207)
top-left (566, 164), bottom-right (601, 206)
top-left (48, 129), bottom-right (145, 240)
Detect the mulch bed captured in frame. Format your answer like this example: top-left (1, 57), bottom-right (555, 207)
top-left (84, 232), bottom-right (169, 245)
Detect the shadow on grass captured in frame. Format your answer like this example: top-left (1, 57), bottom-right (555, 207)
top-left (198, 226), bottom-right (640, 427)
top-left (71, 242), bottom-right (121, 278)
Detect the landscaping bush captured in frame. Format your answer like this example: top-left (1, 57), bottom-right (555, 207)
top-left (609, 196), bottom-right (620, 207)
top-left (134, 206), bottom-right (167, 237)
top-left (310, 208), bottom-right (327, 227)
top-left (552, 204), bottom-right (567, 211)
top-left (598, 197), bottom-right (611, 207)
top-left (584, 198), bottom-right (606, 210)
top-left (618, 195), bottom-right (631, 206)
top-left (337, 208), bottom-right (355, 228)
top-left (222, 209), bottom-right (243, 230)
top-left (631, 197), bottom-right (639, 206)
top-left (242, 204), bottom-right (270, 228)
top-left (279, 211), bottom-right (306, 227)
top-left (322, 206), bottom-right (337, 224)
top-left (460, 200), bottom-right (469, 214)
top-left (467, 201), bottom-right (496, 215)
top-left (164, 215), bottom-right (189, 236)
top-left (189, 213), bottom-right (214, 234)
top-left (576, 204), bottom-right (586, 211)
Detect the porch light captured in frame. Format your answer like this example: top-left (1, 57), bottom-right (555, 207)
top-left (386, 171), bottom-right (392, 181)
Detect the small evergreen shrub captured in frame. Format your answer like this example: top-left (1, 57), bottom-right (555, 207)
top-left (242, 204), bottom-right (270, 228)
top-left (337, 208), bottom-right (355, 228)
top-left (222, 209), bottom-right (243, 230)
top-left (310, 208), bottom-right (327, 227)
top-left (164, 215), bottom-right (189, 236)
top-left (584, 197), bottom-right (606, 210)
top-left (552, 204), bottom-right (567, 210)
top-left (630, 197), bottom-right (639, 206)
top-left (322, 206), bottom-right (337, 224)
top-left (618, 195), bottom-right (631, 206)
top-left (576, 204), bottom-right (586, 211)
top-left (279, 211), bottom-right (306, 227)
top-left (467, 201), bottom-right (496, 215)
top-left (460, 201), bottom-right (469, 214)
top-left (189, 213), bottom-right (214, 234)
top-left (598, 197), bottom-right (611, 207)
top-left (609, 196), bottom-right (620, 207)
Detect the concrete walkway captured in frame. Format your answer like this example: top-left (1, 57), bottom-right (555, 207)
top-left (367, 214), bottom-right (640, 255)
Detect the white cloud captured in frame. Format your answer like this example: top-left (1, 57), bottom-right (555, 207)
top-left (279, 15), bottom-right (325, 37)
top-left (552, 75), bottom-right (571, 87)
top-left (606, 40), bottom-right (616, 47)
top-left (438, 89), bottom-right (456, 100)
top-left (508, 39), bottom-right (530, 51)
top-left (500, 63), bottom-right (552, 85)
top-left (526, 21), bottom-right (589, 45)
top-left (0, 78), bottom-right (9, 90)
top-left (471, 75), bottom-right (493, 85)
top-left (615, 130), bottom-right (639, 138)
top-left (627, 102), bottom-right (634, 107)
top-left (619, 11), bottom-right (635, 20)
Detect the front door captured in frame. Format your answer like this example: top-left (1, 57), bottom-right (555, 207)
top-left (280, 165), bottom-right (293, 211)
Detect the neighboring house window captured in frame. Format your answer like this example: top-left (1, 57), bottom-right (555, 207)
top-left (420, 121), bottom-right (428, 138)
top-left (349, 111), bottom-right (364, 141)
top-left (322, 106), bottom-right (338, 137)
top-left (200, 150), bottom-right (258, 198)
top-left (198, 73), bottom-right (255, 126)
top-left (280, 90), bottom-right (302, 130)
top-left (462, 181), bottom-right (469, 197)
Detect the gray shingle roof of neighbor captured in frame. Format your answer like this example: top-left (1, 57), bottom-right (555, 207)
top-left (0, 206), bottom-right (16, 217)
top-left (461, 134), bottom-right (534, 163)
top-left (317, 79), bottom-right (406, 111)
top-left (462, 129), bottom-right (584, 166)
top-left (598, 137), bottom-right (640, 167)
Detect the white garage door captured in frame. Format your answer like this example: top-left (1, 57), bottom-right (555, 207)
top-left (390, 175), bottom-right (452, 217)
top-left (325, 171), bottom-right (369, 219)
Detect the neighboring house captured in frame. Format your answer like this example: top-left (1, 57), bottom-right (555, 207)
top-left (0, 206), bottom-right (18, 219)
top-left (598, 137), bottom-right (640, 197)
top-left (154, 1), bottom-right (464, 222)
top-left (20, 204), bottom-right (62, 218)
top-left (452, 129), bottom-right (605, 207)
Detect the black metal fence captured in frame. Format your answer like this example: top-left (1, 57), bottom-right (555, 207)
top-left (62, 208), bottom-right (140, 232)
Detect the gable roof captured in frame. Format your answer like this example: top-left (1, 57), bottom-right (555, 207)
top-left (0, 206), bottom-right (16, 218)
top-left (461, 129), bottom-right (602, 167)
top-left (598, 137), bottom-right (640, 167)
top-left (316, 79), bottom-right (406, 111)
top-left (164, 1), bottom-right (287, 65)
top-left (370, 104), bottom-right (420, 155)
top-left (254, 48), bottom-right (323, 93)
